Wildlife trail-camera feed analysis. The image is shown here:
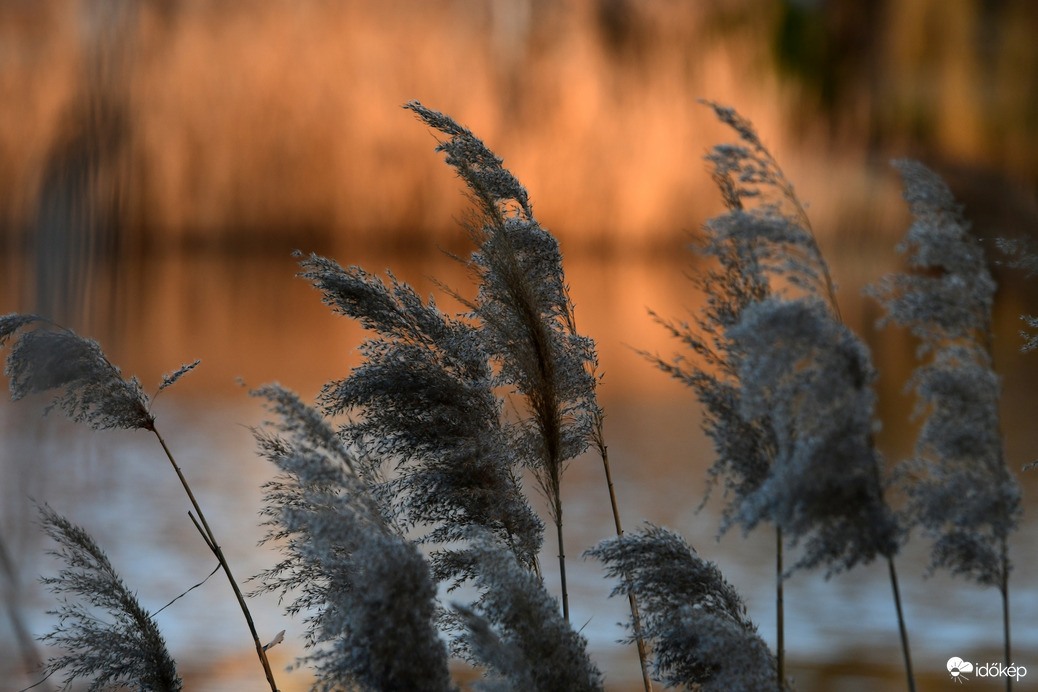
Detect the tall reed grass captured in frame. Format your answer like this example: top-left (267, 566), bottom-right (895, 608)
top-left (1, 102), bottom-right (1026, 692)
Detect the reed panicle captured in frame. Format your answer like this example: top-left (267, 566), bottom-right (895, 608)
top-left (297, 255), bottom-right (544, 586)
top-left (728, 296), bottom-right (901, 572)
top-left (0, 314), bottom-right (153, 431)
top-left (453, 531), bottom-right (603, 692)
top-left (404, 101), bottom-right (600, 624)
top-left (701, 101), bottom-right (839, 309)
top-left (872, 160), bottom-right (1020, 585)
top-left (650, 103), bottom-right (908, 690)
top-left (37, 504), bottom-right (181, 692)
top-left (251, 384), bottom-right (454, 692)
top-left (588, 524), bottom-right (779, 692)
top-left (872, 160), bottom-right (1021, 689)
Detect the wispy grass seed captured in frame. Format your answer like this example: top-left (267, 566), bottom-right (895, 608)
top-left (454, 532), bottom-right (603, 692)
top-left (1, 314), bottom-right (153, 431)
top-left (406, 101), bottom-right (601, 622)
top-left (37, 504), bottom-right (182, 692)
top-left (871, 159), bottom-right (1021, 587)
top-left (297, 255), bottom-right (544, 586)
top-left (588, 524), bottom-right (779, 692)
top-left (251, 384), bottom-right (454, 692)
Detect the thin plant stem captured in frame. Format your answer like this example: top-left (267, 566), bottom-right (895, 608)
top-left (594, 421), bottom-right (653, 692)
top-left (0, 531), bottom-right (50, 688)
top-left (983, 330), bottom-right (1013, 692)
top-left (554, 499), bottom-right (569, 622)
top-left (887, 557), bottom-right (916, 692)
top-left (1002, 537), bottom-right (1012, 692)
top-left (149, 426), bottom-right (279, 692)
top-left (776, 525), bottom-right (784, 692)
top-left (570, 279), bottom-right (651, 688)
top-left (821, 287), bottom-right (915, 692)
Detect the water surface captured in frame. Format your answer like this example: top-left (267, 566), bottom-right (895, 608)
top-left (2, 248), bottom-right (1037, 691)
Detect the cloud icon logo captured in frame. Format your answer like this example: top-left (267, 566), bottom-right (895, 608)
top-left (948, 657), bottom-right (974, 682)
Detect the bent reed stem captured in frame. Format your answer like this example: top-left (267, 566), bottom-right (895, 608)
top-left (595, 422), bottom-right (653, 692)
top-left (776, 526), bottom-right (784, 692)
top-left (1, 532), bottom-right (50, 688)
top-left (1002, 538), bottom-right (1012, 692)
top-left (554, 500), bottom-right (569, 621)
top-left (887, 557), bottom-right (915, 692)
top-left (150, 427), bottom-right (279, 692)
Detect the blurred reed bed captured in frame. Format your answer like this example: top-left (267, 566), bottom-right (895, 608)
top-left (1, 0), bottom-right (1036, 257)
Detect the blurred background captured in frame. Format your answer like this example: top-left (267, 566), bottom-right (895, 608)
top-left (2, 0), bottom-right (1038, 690)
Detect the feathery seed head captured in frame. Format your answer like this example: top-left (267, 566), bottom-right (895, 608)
top-left (588, 524), bottom-right (779, 691)
top-left (871, 159), bottom-right (1021, 587)
top-left (38, 505), bottom-right (182, 692)
top-left (1, 314), bottom-right (154, 431)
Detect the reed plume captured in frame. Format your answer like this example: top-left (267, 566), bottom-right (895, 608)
top-left (872, 159), bottom-right (1021, 690)
top-left (404, 101), bottom-right (601, 625)
top-left (1, 314), bottom-right (153, 431)
top-left (453, 531), bottom-right (603, 692)
top-left (298, 255), bottom-right (544, 588)
top-left (649, 103), bottom-right (909, 690)
top-left (588, 524), bottom-right (780, 692)
top-left (37, 504), bottom-right (181, 692)
top-left (252, 384), bottom-right (454, 691)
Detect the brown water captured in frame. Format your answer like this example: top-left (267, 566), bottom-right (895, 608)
top-left (2, 247), bottom-right (1038, 691)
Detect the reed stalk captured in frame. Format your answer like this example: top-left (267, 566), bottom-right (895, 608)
top-left (593, 416), bottom-right (652, 692)
top-left (0, 532), bottom-right (49, 688)
top-left (776, 526), bottom-right (784, 691)
top-left (887, 558), bottom-right (916, 692)
top-left (1002, 538), bottom-right (1012, 692)
top-left (149, 427), bottom-right (279, 692)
